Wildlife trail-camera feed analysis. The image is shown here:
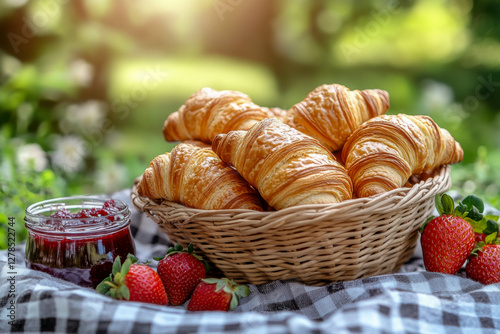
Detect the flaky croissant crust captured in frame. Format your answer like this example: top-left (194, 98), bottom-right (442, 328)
top-left (341, 114), bottom-right (463, 198)
top-left (163, 84), bottom-right (388, 151)
top-left (286, 84), bottom-right (390, 151)
top-left (212, 118), bottom-right (353, 210)
top-left (137, 143), bottom-right (263, 211)
top-left (162, 88), bottom-right (281, 144)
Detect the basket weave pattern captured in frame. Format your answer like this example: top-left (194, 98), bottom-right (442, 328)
top-left (131, 165), bottom-right (451, 286)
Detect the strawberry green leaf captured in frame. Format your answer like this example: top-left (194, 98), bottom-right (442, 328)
top-left (121, 259), bottom-right (131, 277)
top-left (235, 285), bottom-right (251, 298)
top-left (203, 278), bottom-right (221, 284)
top-left (228, 282), bottom-right (250, 310)
top-left (440, 194), bottom-right (455, 216)
top-left (216, 280), bottom-right (227, 292)
top-left (484, 219), bottom-right (499, 236)
top-left (455, 202), bottom-right (467, 216)
top-left (188, 243), bottom-right (194, 253)
top-left (229, 294), bottom-right (239, 311)
top-left (112, 256), bottom-right (121, 276)
top-left (153, 256), bottom-right (164, 261)
top-left (203, 261), bottom-right (211, 274)
top-left (485, 214), bottom-right (500, 222)
top-left (166, 244), bottom-right (187, 256)
top-left (461, 194), bottom-right (484, 213)
top-left (465, 217), bottom-right (487, 233)
top-left (485, 232), bottom-right (498, 245)
top-left (96, 256), bottom-right (136, 302)
top-left (96, 277), bottom-right (112, 295)
top-left (167, 244), bottom-right (182, 255)
top-left (435, 194), bottom-right (444, 216)
top-left (127, 254), bottom-right (139, 264)
top-left (466, 206), bottom-right (483, 222)
top-left (118, 284), bottom-right (130, 301)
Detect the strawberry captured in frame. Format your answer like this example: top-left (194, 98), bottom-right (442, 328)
top-left (420, 194), bottom-right (476, 275)
top-left (96, 254), bottom-right (168, 305)
top-left (187, 278), bottom-right (250, 312)
top-left (466, 234), bottom-right (500, 284)
top-left (156, 243), bottom-right (210, 306)
top-left (475, 233), bottom-right (487, 243)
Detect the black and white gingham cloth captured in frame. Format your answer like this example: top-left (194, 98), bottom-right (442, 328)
top-left (1, 190), bottom-right (500, 334)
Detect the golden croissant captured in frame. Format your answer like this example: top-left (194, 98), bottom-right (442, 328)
top-left (163, 87), bottom-right (279, 143)
top-left (286, 84), bottom-right (390, 151)
top-left (341, 114), bottom-right (464, 198)
top-left (212, 118), bottom-right (353, 210)
top-left (137, 143), bottom-right (263, 211)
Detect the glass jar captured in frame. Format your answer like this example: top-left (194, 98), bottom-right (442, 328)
top-left (24, 197), bottom-right (136, 288)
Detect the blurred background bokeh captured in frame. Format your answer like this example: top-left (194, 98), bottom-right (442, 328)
top-left (1, 0), bottom-right (500, 247)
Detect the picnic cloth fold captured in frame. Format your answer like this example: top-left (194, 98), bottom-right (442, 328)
top-left (1, 190), bottom-right (500, 334)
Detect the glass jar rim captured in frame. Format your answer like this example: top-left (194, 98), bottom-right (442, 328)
top-left (24, 196), bottom-right (131, 235)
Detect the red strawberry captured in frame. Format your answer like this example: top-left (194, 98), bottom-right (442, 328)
top-left (475, 233), bottom-right (487, 243)
top-left (466, 236), bottom-right (500, 284)
top-left (420, 194), bottom-right (475, 275)
top-left (187, 278), bottom-right (250, 312)
top-left (96, 254), bottom-right (168, 305)
top-left (156, 243), bottom-right (209, 306)
top-left (421, 215), bottom-right (475, 274)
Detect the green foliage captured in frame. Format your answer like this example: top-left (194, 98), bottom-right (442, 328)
top-left (0, 142), bottom-right (67, 248)
top-left (451, 146), bottom-right (500, 210)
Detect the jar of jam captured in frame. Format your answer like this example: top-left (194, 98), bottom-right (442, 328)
top-left (24, 197), bottom-right (136, 288)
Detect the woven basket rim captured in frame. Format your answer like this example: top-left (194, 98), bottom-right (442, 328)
top-left (131, 165), bottom-right (451, 223)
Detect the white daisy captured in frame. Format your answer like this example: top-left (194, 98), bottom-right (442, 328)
top-left (63, 100), bottom-right (107, 132)
top-left (16, 143), bottom-right (48, 172)
top-left (51, 136), bottom-right (87, 173)
top-left (95, 163), bottom-right (127, 193)
top-left (69, 59), bottom-right (94, 87)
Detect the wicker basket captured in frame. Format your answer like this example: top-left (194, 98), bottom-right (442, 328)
top-left (131, 165), bottom-right (451, 286)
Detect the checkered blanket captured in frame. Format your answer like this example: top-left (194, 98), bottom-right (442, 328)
top-left (1, 190), bottom-right (500, 334)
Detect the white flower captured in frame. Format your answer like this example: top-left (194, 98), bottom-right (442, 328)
top-left (62, 100), bottom-right (107, 132)
top-left (69, 59), bottom-right (94, 87)
top-left (1, 54), bottom-right (22, 77)
top-left (16, 143), bottom-right (48, 172)
top-left (421, 80), bottom-right (454, 111)
top-left (96, 163), bottom-right (127, 193)
top-left (51, 136), bottom-right (87, 173)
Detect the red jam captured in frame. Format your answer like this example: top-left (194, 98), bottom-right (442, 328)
top-left (24, 197), bottom-right (135, 288)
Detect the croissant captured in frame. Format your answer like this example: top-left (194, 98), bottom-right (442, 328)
top-left (212, 118), bottom-right (353, 210)
top-left (182, 140), bottom-right (211, 148)
top-left (163, 87), bottom-right (275, 143)
top-left (262, 107), bottom-right (288, 121)
top-left (137, 143), bottom-right (263, 211)
top-left (341, 114), bottom-right (464, 198)
top-left (286, 84), bottom-right (390, 151)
